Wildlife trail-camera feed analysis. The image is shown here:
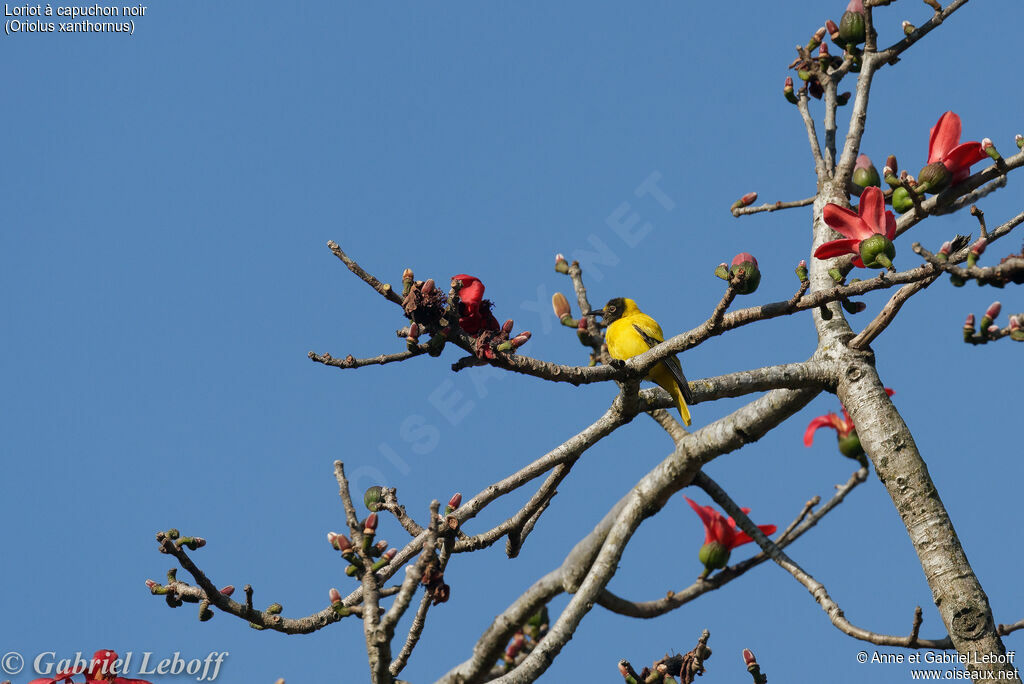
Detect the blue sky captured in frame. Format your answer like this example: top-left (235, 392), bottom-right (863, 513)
top-left (3, 2), bottom-right (1022, 683)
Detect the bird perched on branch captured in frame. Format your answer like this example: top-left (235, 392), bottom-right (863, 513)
top-left (597, 297), bottom-right (693, 426)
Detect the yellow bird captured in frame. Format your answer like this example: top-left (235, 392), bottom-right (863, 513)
top-left (598, 297), bottom-right (693, 426)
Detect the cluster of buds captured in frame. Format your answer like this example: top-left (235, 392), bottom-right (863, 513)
top-left (421, 556), bottom-right (450, 606)
top-left (399, 268), bottom-right (451, 356)
top-left (788, 0), bottom-right (866, 105)
top-left (963, 302), bottom-right (1023, 344)
top-left (617, 646), bottom-right (711, 684)
top-left (327, 524), bottom-right (395, 578)
top-left (499, 608), bottom-right (548, 671)
top-left (714, 253), bottom-right (761, 295)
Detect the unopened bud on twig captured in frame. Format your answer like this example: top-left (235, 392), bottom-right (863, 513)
top-left (982, 138), bottom-right (1001, 162)
top-left (963, 313), bottom-right (976, 342)
top-left (363, 513), bottom-right (379, 534)
top-left (554, 253), bottom-right (569, 274)
top-left (853, 154), bottom-right (880, 188)
top-left (783, 77), bottom-right (798, 104)
top-left (733, 192), bottom-right (758, 210)
top-left (795, 259), bottom-right (808, 283)
top-left (329, 587), bottom-right (342, 605)
top-left (447, 492), bottom-right (463, 514)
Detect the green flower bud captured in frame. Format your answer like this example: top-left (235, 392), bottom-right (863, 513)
top-left (859, 234), bottom-right (896, 270)
top-left (918, 162), bottom-right (952, 194)
top-left (839, 10), bottom-right (866, 45)
top-left (838, 432), bottom-right (864, 459)
top-left (698, 541), bottom-right (731, 577)
top-left (364, 486), bottom-right (383, 512)
top-left (891, 186), bottom-right (915, 214)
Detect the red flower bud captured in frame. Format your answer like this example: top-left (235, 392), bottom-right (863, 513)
top-left (740, 192), bottom-right (757, 206)
top-left (971, 238), bottom-right (988, 256)
top-left (330, 532), bottom-right (352, 553)
top-left (448, 492), bottom-right (463, 510)
top-left (145, 579), bottom-right (158, 589)
top-left (987, 325), bottom-right (1001, 335)
top-left (384, 548), bottom-right (397, 560)
top-left (965, 314), bottom-right (975, 328)
top-left (743, 648), bottom-right (757, 667)
top-left (220, 585), bottom-right (235, 596)
top-left (511, 332), bottom-right (532, 348)
top-left (422, 278), bottom-right (435, 294)
top-left (986, 302), bottom-right (1002, 320)
top-left (551, 292), bottom-right (572, 320)
top-left (1010, 316), bottom-right (1021, 331)
top-left (364, 513), bottom-right (379, 533)
top-left (329, 587), bottom-right (342, 604)
top-left (826, 19), bottom-right (839, 37)
top-left (502, 319), bottom-right (514, 335)
top-left (818, 42), bottom-right (829, 57)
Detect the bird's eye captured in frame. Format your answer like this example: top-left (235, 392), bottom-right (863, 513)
top-left (607, 305), bottom-right (616, 312)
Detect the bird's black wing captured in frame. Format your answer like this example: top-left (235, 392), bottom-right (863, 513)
top-left (632, 323), bottom-right (694, 404)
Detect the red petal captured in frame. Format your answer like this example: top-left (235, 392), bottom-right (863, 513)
top-left (852, 255), bottom-right (865, 268)
top-left (814, 238), bottom-right (861, 260)
top-left (857, 186), bottom-right (887, 236)
top-left (928, 111), bottom-right (961, 164)
top-left (883, 212), bottom-right (897, 240)
top-left (729, 525), bottom-right (777, 549)
top-left (804, 413), bottom-right (845, 446)
top-left (942, 141), bottom-right (986, 181)
top-left (684, 496), bottom-right (715, 544)
top-left (823, 203), bottom-right (872, 240)
top-left (453, 274), bottom-right (485, 304)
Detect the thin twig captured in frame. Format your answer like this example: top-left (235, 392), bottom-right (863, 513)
top-left (731, 196), bottom-right (815, 217)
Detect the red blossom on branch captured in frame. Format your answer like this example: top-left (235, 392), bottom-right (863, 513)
top-left (814, 186), bottom-right (896, 269)
top-left (452, 274), bottom-right (500, 335)
top-left (805, 389), bottom-right (895, 460)
top-left (685, 496), bottom-right (777, 578)
top-left (920, 111), bottom-right (987, 192)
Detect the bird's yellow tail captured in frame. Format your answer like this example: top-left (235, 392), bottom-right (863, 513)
top-left (651, 364), bottom-right (691, 426)
top-left (670, 382), bottom-right (692, 427)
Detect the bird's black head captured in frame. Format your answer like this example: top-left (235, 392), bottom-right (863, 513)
top-left (600, 297), bottom-right (628, 324)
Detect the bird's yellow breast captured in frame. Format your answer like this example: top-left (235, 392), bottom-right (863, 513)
top-left (606, 313), bottom-right (665, 361)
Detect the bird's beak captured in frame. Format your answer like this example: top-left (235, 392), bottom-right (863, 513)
top-left (582, 308), bottom-right (604, 319)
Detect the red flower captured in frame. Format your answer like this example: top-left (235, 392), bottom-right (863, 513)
top-left (452, 274), bottom-right (499, 335)
top-left (805, 389), bottom-right (894, 460)
top-left (685, 497), bottom-right (776, 551)
top-left (28, 649), bottom-right (153, 684)
top-left (925, 111), bottom-right (987, 188)
top-left (814, 186), bottom-right (896, 268)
